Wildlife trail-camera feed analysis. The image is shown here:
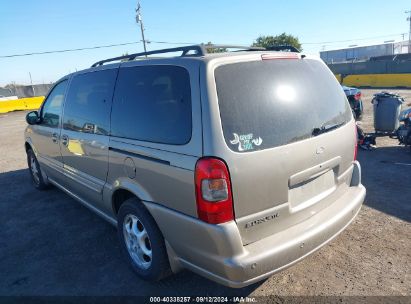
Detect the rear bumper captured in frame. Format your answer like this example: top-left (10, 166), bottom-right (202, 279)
top-left (224, 185), bottom-right (365, 287)
top-left (144, 184), bottom-right (366, 288)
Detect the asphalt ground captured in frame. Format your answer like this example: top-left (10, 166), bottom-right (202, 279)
top-left (0, 89), bottom-right (410, 297)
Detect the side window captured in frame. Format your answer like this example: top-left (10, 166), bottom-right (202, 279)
top-left (40, 80), bottom-right (68, 128)
top-left (63, 69), bottom-right (117, 135)
top-left (111, 65), bottom-right (192, 145)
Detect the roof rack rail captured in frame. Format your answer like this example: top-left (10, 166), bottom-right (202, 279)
top-left (265, 45), bottom-right (301, 53)
top-left (91, 44), bottom-right (267, 67)
top-left (91, 45), bottom-right (206, 67)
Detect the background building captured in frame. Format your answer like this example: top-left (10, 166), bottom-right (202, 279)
top-left (320, 41), bottom-right (410, 64)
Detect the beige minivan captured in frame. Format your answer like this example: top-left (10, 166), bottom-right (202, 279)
top-left (24, 45), bottom-right (366, 287)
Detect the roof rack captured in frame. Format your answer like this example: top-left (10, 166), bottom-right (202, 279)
top-left (265, 45), bottom-right (301, 53)
top-left (91, 44), bottom-right (266, 67)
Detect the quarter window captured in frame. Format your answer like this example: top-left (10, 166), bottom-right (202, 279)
top-left (111, 65), bottom-right (192, 145)
top-left (63, 69), bottom-right (117, 135)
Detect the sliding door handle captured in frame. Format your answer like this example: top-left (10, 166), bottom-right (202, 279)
top-left (61, 134), bottom-right (69, 146)
top-left (51, 133), bottom-right (59, 144)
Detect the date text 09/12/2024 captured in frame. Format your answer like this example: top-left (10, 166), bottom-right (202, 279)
top-left (149, 296), bottom-right (257, 303)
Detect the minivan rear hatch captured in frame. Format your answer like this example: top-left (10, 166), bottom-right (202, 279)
top-left (214, 56), bottom-right (355, 245)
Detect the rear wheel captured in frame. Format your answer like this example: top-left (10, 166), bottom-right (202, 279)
top-left (117, 198), bottom-right (171, 281)
top-left (27, 149), bottom-right (48, 190)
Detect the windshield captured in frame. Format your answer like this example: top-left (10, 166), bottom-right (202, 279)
top-left (215, 58), bottom-right (352, 153)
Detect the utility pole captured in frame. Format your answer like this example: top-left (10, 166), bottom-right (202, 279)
top-left (29, 72), bottom-right (35, 96)
top-left (406, 10), bottom-right (411, 53)
top-left (136, 1), bottom-right (148, 55)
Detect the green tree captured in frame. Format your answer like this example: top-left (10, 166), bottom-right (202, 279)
top-left (252, 33), bottom-right (302, 51)
top-left (120, 53), bottom-right (129, 62)
top-left (204, 42), bottom-right (227, 53)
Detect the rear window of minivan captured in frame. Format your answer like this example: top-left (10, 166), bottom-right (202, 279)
top-left (215, 58), bottom-right (352, 152)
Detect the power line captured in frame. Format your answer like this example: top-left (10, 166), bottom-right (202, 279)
top-left (0, 41), bottom-right (140, 58)
top-left (0, 40), bottom-right (197, 58)
top-left (0, 32), bottom-right (407, 59)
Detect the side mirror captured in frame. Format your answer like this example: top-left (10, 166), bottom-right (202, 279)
top-left (26, 111), bottom-right (40, 125)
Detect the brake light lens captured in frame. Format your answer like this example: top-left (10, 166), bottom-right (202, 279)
top-left (261, 53), bottom-right (300, 60)
top-left (195, 158), bottom-right (234, 224)
top-left (354, 124), bottom-right (358, 160)
top-left (354, 92), bottom-right (361, 101)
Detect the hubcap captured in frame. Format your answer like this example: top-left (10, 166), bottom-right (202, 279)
top-left (30, 155), bottom-right (40, 185)
top-left (123, 214), bottom-right (152, 269)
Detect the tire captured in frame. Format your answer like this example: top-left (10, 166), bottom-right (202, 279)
top-left (117, 198), bottom-right (171, 281)
top-left (27, 149), bottom-right (48, 190)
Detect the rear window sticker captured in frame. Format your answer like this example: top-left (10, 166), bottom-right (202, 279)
top-left (230, 133), bottom-right (263, 152)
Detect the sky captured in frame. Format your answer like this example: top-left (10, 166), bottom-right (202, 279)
top-left (1, 0), bottom-right (410, 86)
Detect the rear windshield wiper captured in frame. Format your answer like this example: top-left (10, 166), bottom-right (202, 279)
top-left (312, 122), bottom-right (345, 137)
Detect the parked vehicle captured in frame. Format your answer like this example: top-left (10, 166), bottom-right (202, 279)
top-left (343, 85), bottom-right (363, 119)
top-left (24, 45), bottom-right (365, 288)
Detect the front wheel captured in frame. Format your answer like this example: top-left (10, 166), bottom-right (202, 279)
top-left (117, 198), bottom-right (171, 281)
top-left (27, 149), bottom-right (48, 190)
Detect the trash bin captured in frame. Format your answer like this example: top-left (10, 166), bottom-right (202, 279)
top-left (372, 92), bottom-right (403, 133)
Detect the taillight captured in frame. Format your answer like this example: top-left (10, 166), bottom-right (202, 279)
top-left (354, 92), bottom-right (361, 101)
top-left (194, 157), bottom-right (234, 224)
top-left (354, 124), bottom-right (358, 161)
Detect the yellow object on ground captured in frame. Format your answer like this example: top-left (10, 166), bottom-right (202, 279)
top-left (0, 96), bottom-right (44, 114)
top-left (334, 74), bottom-right (342, 84)
top-left (342, 74), bottom-right (411, 88)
